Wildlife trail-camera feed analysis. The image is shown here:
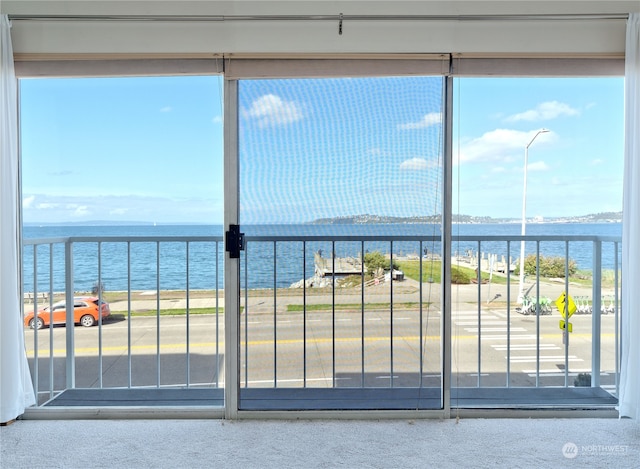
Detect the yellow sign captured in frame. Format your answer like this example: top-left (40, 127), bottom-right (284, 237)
top-left (559, 320), bottom-right (573, 333)
top-left (555, 292), bottom-right (576, 319)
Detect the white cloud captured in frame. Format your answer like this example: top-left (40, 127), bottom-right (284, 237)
top-left (160, 106), bottom-right (172, 113)
top-left (23, 195), bottom-right (35, 208)
top-left (527, 161), bottom-right (549, 172)
top-left (37, 203), bottom-right (60, 209)
top-left (459, 128), bottom-right (553, 164)
top-left (243, 94), bottom-right (303, 127)
top-left (22, 193), bottom-right (222, 224)
top-left (590, 158), bottom-right (604, 166)
top-left (505, 101), bottom-right (579, 122)
top-left (212, 115), bottom-right (223, 124)
top-left (73, 206), bottom-right (90, 217)
top-left (398, 112), bottom-right (442, 130)
top-left (399, 158), bottom-right (429, 170)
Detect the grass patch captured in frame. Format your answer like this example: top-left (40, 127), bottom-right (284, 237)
top-left (287, 302), bottom-right (423, 312)
top-left (111, 307), bottom-right (225, 317)
top-left (397, 260), bottom-right (442, 283)
top-left (396, 260), bottom-right (508, 285)
top-left (570, 269), bottom-right (620, 288)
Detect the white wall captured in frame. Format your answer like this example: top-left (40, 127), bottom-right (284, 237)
top-left (2, 1), bottom-right (638, 56)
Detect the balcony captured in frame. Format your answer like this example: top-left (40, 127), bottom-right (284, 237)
top-left (21, 231), bottom-right (621, 415)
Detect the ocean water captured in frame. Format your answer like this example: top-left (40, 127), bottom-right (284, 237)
top-left (22, 223), bottom-right (622, 293)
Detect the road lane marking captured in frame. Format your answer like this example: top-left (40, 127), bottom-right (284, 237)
top-left (455, 321), bottom-right (509, 326)
top-left (25, 334), bottom-right (452, 356)
top-left (511, 356), bottom-right (583, 363)
top-left (478, 335), bottom-right (537, 340)
top-left (524, 370), bottom-right (610, 375)
top-left (492, 344), bottom-right (560, 351)
top-left (27, 332), bottom-right (616, 356)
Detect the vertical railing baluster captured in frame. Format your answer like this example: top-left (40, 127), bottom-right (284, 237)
top-left (98, 241), bottom-right (103, 388)
top-left (506, 241), bottom-right (511, 388)
top-left (186, 242), bottom-right (190, 388)
top-left (243, 243), bottom-right (248, 388)
top-left (332, 240), bottom-right (336, 388)
top-left (592, 240), bottom-right (602, 388)
top-left (361, 240), bottom-right (365, 388)
top-left (48, 244), bottom-right (54, 400)
top-left (127, 241), bottom-right (132, 388)
top-left (390, 241), bottom-right (394, 388)
top-left (303, 241), bottom-right (307, 388)
top-left (564, 241), bottom-right (570, 388)
top-left (64, 241), bottom-right (75, 389)
top-left (476, 240), bottom-right (481, 388)
top-left (156, 242), bottom-right (161, 388)
top-left (419, 241), bottom-right (424, 389)
top-left (217, 241), bottom-right (221, 389)
top-left (273, 241), bottom-right (277, 388)
top-left (33, 245), bottom-right (39, 401)
top-left (614, 241), bottom-right (620, 396)
top-left (535, 241), bottom-right (541, 387)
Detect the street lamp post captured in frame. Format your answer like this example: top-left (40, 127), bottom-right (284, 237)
top-left (517, 129), bottom-right (549, 304)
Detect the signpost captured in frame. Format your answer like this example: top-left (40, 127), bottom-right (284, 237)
top-left (559, 320), bottom-right (573, 333)
top-left (555, 292), bottom-right (576, 344)
top-left (555, 292), bottom-right (576, 320)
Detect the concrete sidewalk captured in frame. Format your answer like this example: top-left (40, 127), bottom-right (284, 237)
top-left (103, 277), bottom-right (598, 316)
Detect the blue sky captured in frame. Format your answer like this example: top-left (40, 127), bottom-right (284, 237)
top-left (20, 74), bottom-right (623, 224)
top-left (454, 77), bottom-right (623, 220)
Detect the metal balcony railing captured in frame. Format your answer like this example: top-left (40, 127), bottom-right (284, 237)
top-left (22, 233), bottom-right (621, 408)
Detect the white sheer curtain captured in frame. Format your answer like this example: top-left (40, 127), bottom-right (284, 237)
top-left (0, 14), bottom-right (35, 423)
top-left (620, 13), bottom-right (640, 420)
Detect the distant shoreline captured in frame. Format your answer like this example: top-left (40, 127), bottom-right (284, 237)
top-left (309, 212), bottom-right (622, 225)
top-left (24, 218), bottom-right (623, 227)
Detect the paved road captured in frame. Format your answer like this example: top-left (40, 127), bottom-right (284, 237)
top-left (24, 293), bottom-right (618, 401)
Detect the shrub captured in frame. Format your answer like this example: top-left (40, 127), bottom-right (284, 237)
top-left (514, 255), bottom-right (577, 278)
top-left (364, 251), bottom-right (398, 276)
top-left (451, 266), bottom-right (471, 284)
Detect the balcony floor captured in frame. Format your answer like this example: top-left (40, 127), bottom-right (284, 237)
top-left (42, 386), bottom-right (617, 410)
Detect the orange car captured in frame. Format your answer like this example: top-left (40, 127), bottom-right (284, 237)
top-left (25, 297), bottom-right (110, 329)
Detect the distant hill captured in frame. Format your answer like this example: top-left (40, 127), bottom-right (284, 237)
top-left (309, 212), bottom-right (622, 225)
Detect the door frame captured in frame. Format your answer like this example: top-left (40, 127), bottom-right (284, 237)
top-left (223, 73), bottom-right (452, 419)
top-left (223, 78), bottom-right (241, 420)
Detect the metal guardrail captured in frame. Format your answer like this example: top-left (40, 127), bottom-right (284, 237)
top-left (22, 234), bottom-right (621, 406)
top-left (23, 236), bottom-right (225, 404)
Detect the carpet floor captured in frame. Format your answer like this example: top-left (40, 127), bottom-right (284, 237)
top-left (1, 417), bottom-right (639, 468)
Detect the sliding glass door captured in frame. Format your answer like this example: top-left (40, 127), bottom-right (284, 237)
top-left (234, 75), bottom-right (446, 411)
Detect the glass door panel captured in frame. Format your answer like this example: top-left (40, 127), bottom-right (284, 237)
top-left (20, 75), bottom-right (225, 406)
top-left (237, 76), bottom-right (445, 410)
